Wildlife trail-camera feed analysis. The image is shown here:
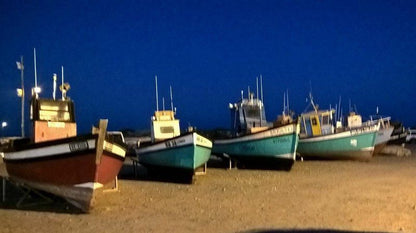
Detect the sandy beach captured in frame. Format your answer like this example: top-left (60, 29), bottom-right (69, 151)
top-left (1, 145), bottom-right (415, 233)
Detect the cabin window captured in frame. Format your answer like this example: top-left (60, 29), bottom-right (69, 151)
top-left (39, 110), bottom-right (71, 121)
top-left (311, 118), bottom-right (318, 125)
top-left (38, 101), bottom-right (72, 121)
top-left (322, 115), bottom-right (330, 125)
top-left (160, 126), bottom-right (174, 134)
top-left (40, 102), bottom-right (69, 111)
top-left (300, 120), bottom-right (306, 134)
top-left (246, 108), bottom-right (260, 118)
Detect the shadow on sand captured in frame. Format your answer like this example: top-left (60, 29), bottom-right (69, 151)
top-left (0, 180), bottom-right (84, 214)
top-left (118, 159), bottom-right (195, 184)
top-left (208, 155), bottom-right (294, 171)
top-left (120, 156), bottom-right (293, 184)
top-left (240, 229), bottom-right (389, 233)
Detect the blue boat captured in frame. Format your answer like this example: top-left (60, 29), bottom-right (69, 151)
top-left (137, 111), bottom-right (212, 172)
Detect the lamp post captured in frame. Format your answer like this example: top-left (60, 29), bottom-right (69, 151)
top-left (1, 121), bottom-right (6, 202)
top-left (16, 56), bottom-right (25, 137)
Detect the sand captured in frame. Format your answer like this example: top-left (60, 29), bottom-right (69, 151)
top-left (1, 145), bottom-right (416, 233)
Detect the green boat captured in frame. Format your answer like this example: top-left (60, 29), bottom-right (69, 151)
top-left (212, 83), bottom-right (299, 169)
top-left (212, 122), bottom-right (299, 168)
top-left (298, 96), bottom-right (378, 161)
top-left (136, 77), bottom-right (212, 174)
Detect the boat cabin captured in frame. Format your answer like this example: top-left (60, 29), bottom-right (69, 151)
top-left (31, 98), bottom-right (77, 142)
top-left (150, 110), bottom-right (180, 142)
top-left (230, 92), bottom-right (271, 135)
top-left (346, 112), bottom-right (362, 128)
top-left (300, 109), bottom-right (335, 138)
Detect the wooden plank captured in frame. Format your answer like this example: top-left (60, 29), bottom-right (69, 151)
top-left (95, 119), bottom-right (108, 165)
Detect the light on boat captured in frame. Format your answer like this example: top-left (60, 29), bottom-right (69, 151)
top-left (16, 88), bottom-right (23, 97)
top-left (32, 87), bottom-right (42, 94)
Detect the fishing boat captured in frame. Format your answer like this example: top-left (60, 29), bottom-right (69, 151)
top-left (363, 115), bottom-right (394, 154)
top-left (136, 77), bottom-right (212, 176)
top-left (1, 69), bottom-right (126, 212)
top-left (297, 95), bottom-right (378, 161)
top-left (211, 80), bottom-right (299, 170)
top-left (388, 121), bottom-right (407, 145)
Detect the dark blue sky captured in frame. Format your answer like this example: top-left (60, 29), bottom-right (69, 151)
top-left (1, 0), bottom-right (415, 136)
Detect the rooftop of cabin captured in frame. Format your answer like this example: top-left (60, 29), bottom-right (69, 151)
top-left (153, 110), bottom-right (176, 121)
top-left (301, 109), bottom-right (335, 117)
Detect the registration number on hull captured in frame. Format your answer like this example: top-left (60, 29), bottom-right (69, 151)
top-left (69, 141), bottom-right (89, 152)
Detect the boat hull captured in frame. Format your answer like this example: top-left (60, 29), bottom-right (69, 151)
top-left (137, 133), bottom-right (212, 172)
top-left (388, 132), bottom-right (407, 145)
top-left (1, 134), bottom-right (126, 211)
top-left (373, 126), bottom-right (394, 154)
top-left (298, 126), bottom-right (377, 161)
top-left (212, 123), bottom-right (299, 168)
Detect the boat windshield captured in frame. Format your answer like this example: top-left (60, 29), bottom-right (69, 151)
top-left (31, 99), bottom-right (75, 122)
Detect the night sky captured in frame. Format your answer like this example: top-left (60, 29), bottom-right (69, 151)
top-left (1, 0), bottom-right (415, 137)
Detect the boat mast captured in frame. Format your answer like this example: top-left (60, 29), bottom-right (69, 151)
top-left (260, 74), bottom-right (263, 103)
top-left (283, 90), bottom-right (289, 116)
top-left (337, 96), bottom-right (342, 121)
top-left (256, 76), bottom-right (259, 101)
top-left (283, 92), bottom-right (285, 115)
top-left (287, 90), bottom-right (290, 115)
top-left (53, 73), bottom-right (57, 100)
top-left (170, 85), bottom-right (174, 112)
top-left (259, 75), bottom-right (263, 126)
top-left (61, 66), bottom-right (64, 100)
top-left (349, 99), bottom-right (352, 113)
top-left (310, 92), bottom-right (318, 113)
top-left (33, 48), bottom-right (39, 98)
top-left (155, 75), bottom-right (159, 112)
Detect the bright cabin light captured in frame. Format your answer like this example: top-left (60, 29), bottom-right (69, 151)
top-left (16, 88), bottom-right (23, 97)
top-left (34, 87), bottom-right (41, 93)
top-left (1, 122), bottom-right (7, 128)
top-left (32, 87), bottom-right (42, 95)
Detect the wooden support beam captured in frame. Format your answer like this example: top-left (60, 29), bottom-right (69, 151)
top-left (95, 119), bottom-right (108, 165)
